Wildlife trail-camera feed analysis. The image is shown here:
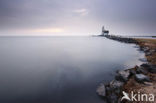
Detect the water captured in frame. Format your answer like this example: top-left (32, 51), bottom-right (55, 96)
top-left (0, 36), bottom-right (144, 103)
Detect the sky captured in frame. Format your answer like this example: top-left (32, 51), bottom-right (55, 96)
top-left (0, 0), bottom-right (156, 36)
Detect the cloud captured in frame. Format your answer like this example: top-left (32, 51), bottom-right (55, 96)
top-left (31, 28), bottom-right (64, 33)
top-left (2, 28), bottom-right (64, 35)
top-left (73, 8), bottom-right (89, 16)
top-left (0, 0), bottom-right (156, 36)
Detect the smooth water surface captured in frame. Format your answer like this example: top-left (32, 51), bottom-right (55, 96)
top-left (0, 37), bottom-right (144, 103)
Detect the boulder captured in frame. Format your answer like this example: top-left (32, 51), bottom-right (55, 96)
top-left (150, 50), bottom-right (155, 54)
top-left (135, 74), bottom-right (151, 83)
top-left (133, 45), bottom-right (140, 48)
top-left (148, 65), bottom-right (156, 73)
top-left (144, 82), bottom-right (153, 86)
top-left (109, 80), bottom-right (124, 89)
top-left (136, 67), bottom-right (148, 74)
top-left (130, 69), bottom-right (136, 75)
top-left (146, 51), bottom-right (152, 56)
top-left (107, 93), bottom-right (119, 103)
top-left (140, 63), bottom-right (150, 68)
top-left (141, 64), bottom-right (156, 73)
top-left (115, 70), bottom-right (130, 82)
top-left (143, 47), bottom-right (150, 52)
top-left (96, 83), bottom-right (106, 97)
top-left (145, 50), bottom-right (155, 56)
top-left (139, 58), bottom-right (147, 62)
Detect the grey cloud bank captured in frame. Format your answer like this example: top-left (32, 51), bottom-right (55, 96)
top-left (0, 0), bottom-right (156, 36)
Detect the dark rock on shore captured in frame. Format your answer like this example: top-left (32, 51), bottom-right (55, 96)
top-left (110, 80), bottom-right (124, 89)
top-left (96, 83), bottom-right (106, 97)
top-left (104, 35), bottom-right (138, 44)
top-left (105, 80), bottom-right (124, 103)
top-left (139, 58), bottom-right (147, 62)
top-left (140, 63), bottom-right (150, 68)
top-left (96, 35), bottom-right (156, 103)
top-left (148, 65), bottom-right (156, 73)
top-left (106, 92), bottom-right (119, 103)
top-left (115, 70), bottom-right (130, 82)
top-left (142, 47), bottom-right (150, 52)
top-left (135, 74), bottom-right (151, 83)
top-left (141, 63), bottom-right (156, 73)
top-left (136, 66), bottom-right (148, 74)
top-left (130, 69), bottom-right (136, 75)
top-left (145, 49), bottom-right (155, 56)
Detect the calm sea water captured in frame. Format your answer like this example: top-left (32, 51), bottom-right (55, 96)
top-left (0, 36), bottom-right (144, 103)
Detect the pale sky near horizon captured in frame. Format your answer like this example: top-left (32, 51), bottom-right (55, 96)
top-left (0, 0), bottom-right (156, 36)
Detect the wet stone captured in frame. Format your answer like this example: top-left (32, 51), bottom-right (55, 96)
top-left (135, 74), bottom-right (151, 83)
top-left (115, 70), bottom-right (130, 82)
top-left (96, 83), bottom-right (106, 97)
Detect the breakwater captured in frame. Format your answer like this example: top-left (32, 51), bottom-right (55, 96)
top-left (104, 35), bottom-right (138, 44)
top-left (96, 35), bottom-right (156, 103)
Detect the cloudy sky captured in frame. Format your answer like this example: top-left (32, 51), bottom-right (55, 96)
top-left (0, 0), bottom-right (156, 36)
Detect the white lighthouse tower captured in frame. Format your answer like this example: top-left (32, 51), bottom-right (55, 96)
top-left (101, 26), bottom-right (109, 36)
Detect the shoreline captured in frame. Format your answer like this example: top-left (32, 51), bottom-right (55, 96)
top-left (96, 35), bottom-right (156, 103)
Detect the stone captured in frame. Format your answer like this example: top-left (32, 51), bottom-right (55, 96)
top-left (143, 47), bottom-right (150, 52)
top-left (135, 74), bottom-right (151, 83)
top-left (139, 58), bottom-right (147, 62)
top-left (148, 65), bottom-right (156, 73)
top-left (150, 49), bottom-right (155, 53)
top-left (115, 70), bottom-right (130, 82)
top-left (133, 45), bottom-right (140, 48)
top-left (141, 64), bottom-right (156, 73)
top-left (107, 93), bottom-right (118, 103)
top-left (109, 80), bottom-right (124, 89)
top-left (146, 52), bottom-right (152, 56)
top-left (144, 82), bottom-right (153, 86)
top-left (136, 67), bottom-right (148, 74)
top-left (145, 50), bottom-right (155, 56)
top-left (140, 63), bottom-right (151, 68)
top-left (130, 69), bottom-right (136, 75)
top-left (96, 83), bottom-right (106, 97)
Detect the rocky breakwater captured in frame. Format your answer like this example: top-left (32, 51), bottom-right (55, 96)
top-left (104, 35), bottom-right (138, 44)
top-left (96, 64), bottom-right (156, 103)
top-left (96, 35), bottom-right (156, 103)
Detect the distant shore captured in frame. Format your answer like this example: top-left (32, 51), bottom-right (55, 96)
top-left (96, 35), bottom-right (156, 103)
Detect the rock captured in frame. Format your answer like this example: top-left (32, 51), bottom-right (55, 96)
top-left (105, 80), bottom-right (124, 96)
top-left (143, 47), bottom-right (150, 52)
top-left (140, 63), bottom-right (150, 68)
top-left (148, 65), bottom-right (156, 73)
top-left (135, 74), bottom-right (151, 83)
top-left (136, 67), bottom-right (148, 74)
top-left (107, 93), bottom-right (118, 103)
top-left (110, 80), bottom-right (124, 89)
top-left (146, 52), bottom-right (152, 56)
top-left (130, 69), bottom-right (136, 75)
top-left (139, 58), bottom-right (147, 62)
top-left (141, 64), bottom-right (156, 73)
top-left (145, 50), bottom-right (155, 56)
top-left (150, 49), bottom-right (155, 53)
top-left (133, 45), bottom-right (140, 48)
top-left (139, 46), bottom-right (144, 51)
top-left (115, 70), bottom-right (130, 82)
top-left (96, 83), bottom-right (106, 97)
top-left (144, 82), bottom-right (153, 86)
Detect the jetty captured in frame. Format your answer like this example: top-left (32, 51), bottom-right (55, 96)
top-left (96, 29), bottom-right (156, 103)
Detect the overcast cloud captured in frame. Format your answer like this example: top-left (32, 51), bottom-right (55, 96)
top-left (0, 0), bottom-right (156, 36)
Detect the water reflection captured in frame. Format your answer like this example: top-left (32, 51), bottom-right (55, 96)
top-left (0, 37), bottom-right (144, 103)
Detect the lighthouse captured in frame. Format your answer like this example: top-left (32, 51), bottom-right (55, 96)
top-left (101, 26), bottom-right (109, 36)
